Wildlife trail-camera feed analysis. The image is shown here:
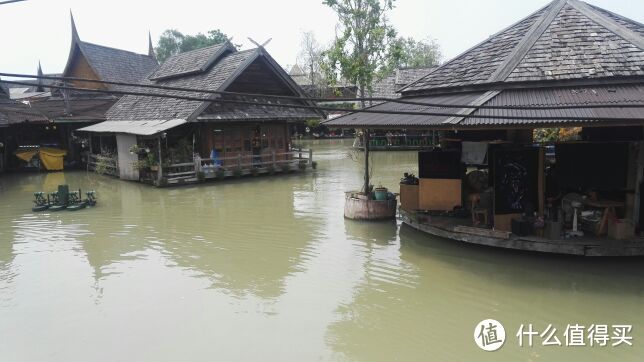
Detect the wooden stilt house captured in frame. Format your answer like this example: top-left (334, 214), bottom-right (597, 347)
top-left (80, 42), bottom-right (323, 185)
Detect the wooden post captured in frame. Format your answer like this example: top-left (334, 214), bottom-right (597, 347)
top-left (237, 154), bottom-right (242, 169)
top-left (538, 146), bottom-right (545, 216)
top-left (157, 136), bottom-right (163, 184)
top-left (298, 147), bottom-right (302, 160)
top-left (635, 141), bottom-right (644, 228)
top-left (364, 130), bottom-right (370, 194)
top-left (194, 155), bottom-right (201, 173)
top-left (272, 151), bottom-right (276, 167)
top-left (308, 149), bottom-right (313, 165)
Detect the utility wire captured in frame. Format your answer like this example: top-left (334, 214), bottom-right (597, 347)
top-left (3, 79), bottom-right (644, 124)
top-left (0, 0), bottom-right (27, 5)
top-left (2, 72), bottom-right (643, 111)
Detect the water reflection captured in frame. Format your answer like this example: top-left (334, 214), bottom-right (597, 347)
top-left (0, 140), bottom-right (643, 361)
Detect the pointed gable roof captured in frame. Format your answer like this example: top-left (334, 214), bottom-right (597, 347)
top-left (62, 12), bottom-right (158, 90)
top-left (106, 45), bottom-right (320, 123)
top-left (401, 0), bottom-right (644, 95)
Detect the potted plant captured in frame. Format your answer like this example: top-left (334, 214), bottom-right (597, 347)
top-left (374, 184), bottom-right (388, 201)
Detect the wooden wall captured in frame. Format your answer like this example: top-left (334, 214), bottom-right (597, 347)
top-left (199, 122), bottom-right (289, 166)
top-left (66, 48), bottom-right (106, 89)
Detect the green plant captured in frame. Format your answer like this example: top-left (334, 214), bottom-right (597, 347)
top-left (267, 165), bottom-right (276, 174)
top-left (311, 161), bottom-right (318, 169)
top-left (197, 171), bottom-right (205, 182)
top-left (233, 168), bottom-right (242, 178)
top-left (129, 144), bottom-right (141, 154)
top-left (251, 167), bottom-right (259, 176)
top-left (216, 168), bottom-right (226, 179)
top-left (298, 160), bottom-right (307, 170)
top-left (94, 151), bottom-right (116, 175)
top-left (131, 159), bottom-right (148, 171)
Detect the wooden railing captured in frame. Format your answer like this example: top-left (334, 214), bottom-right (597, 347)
top-left (86, 153), bottom-right (118, 176)
top-left (161, 148), bottom-right (313, 184)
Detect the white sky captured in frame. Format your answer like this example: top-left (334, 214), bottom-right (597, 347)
top-left (0, 0), bottom-right (642, 76)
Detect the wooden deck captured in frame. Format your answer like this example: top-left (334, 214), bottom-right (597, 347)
top-left (400, 209), bottom-right (644, 256)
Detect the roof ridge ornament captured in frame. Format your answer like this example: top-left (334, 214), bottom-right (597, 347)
top-left (148, 31), bottom-right (157, 62)
top-left (487, 0), bottom-right (568, 83)
top-left (36, 61), bottom-right (44, 92)
top-left (70, 10), bottom-right (80, 42)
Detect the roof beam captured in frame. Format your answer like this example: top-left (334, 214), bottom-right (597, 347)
top-left (441, 90), bottom-right (501, 125)
top-left (441, 0), bottom-right (567, 126)
top-left (488, 0), bottom-right (568, 83)
top-left (569, 0), bottom-right (644, 50)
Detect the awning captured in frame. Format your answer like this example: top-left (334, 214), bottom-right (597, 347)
top-left (77, 119), bottom-right (188, 136)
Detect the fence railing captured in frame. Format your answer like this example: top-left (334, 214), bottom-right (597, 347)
top-left (161, 148), bottom-right (313, 183)
top-left (353, 135), bottom-right (435, 148)
top-left (86, 153), bottom-right (118, 176)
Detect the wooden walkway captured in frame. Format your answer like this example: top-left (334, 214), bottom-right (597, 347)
top-left (400, 209), bottom-right (644, 257)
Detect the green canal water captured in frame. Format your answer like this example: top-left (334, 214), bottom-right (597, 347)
top-left (0, 139), bottom-right (643, 361)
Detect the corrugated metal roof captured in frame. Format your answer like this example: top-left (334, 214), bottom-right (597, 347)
top-left (464, 84), bottom-right (644, 126)
top-left (324, 84), bottom-right (644, 129)
top-left (78, 119), bottom-right (187, 136)
top-left (323, 92), bottom-right (485, 127)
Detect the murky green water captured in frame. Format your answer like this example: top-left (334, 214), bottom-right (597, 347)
top-left (0, 139), bottom-right (643, 361)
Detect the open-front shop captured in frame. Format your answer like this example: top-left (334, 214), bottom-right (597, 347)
top-left (325, 0), bottom-right (644, 255)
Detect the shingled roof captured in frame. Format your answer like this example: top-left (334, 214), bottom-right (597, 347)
top-left (400, 0), bottom-right (644, 96)
top-left (326, 0), bottom-right (644, 130)
top-left (62, 13), bottom-right (158, 91)
top-left (0, 98), bottom-right (49, 128)
top-left (371, 67), bottom-right (437, 99)
top-left (102, 44), bottom-right (320, 128)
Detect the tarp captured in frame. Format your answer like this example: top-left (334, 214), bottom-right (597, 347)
top-left (39, 147), bottom-right (67, 171)
top-left (14, 149), bottom-right (38, 163)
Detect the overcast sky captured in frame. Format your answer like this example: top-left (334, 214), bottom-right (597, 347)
top-left (0, 0), bottom-right (642, 76)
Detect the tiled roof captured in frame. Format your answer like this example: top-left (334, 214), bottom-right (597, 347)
top-left (401, 0), bottom-right (644, 95)
top-left (78, 41), bottom-right (158, 90)
top-left (371, 67), bottom-right (436, 99)
top-left (198, 94), bottom-right (319, 121)
top-left (0, 98), bottom-right (49, 127)
top-left (107, 47), bottom-right (319, 124)
top-left (30, 96), bottom-right (117, 122)
top-left (107, 49), bottom-right (257, 121)
top-left (148, 43), bottom-right (231, 81)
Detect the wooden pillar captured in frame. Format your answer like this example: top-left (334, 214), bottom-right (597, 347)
top-left (157, 136), bottom-right (163, 184)
top-left (308, 149), bottom-right (313, 165)
top-left (538, 147), bottom-right (545, 216)
top-left (364, 130), bottom-right (370, 194)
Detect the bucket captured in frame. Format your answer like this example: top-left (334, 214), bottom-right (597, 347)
top-left (374, 187), bottom-right (388, 201)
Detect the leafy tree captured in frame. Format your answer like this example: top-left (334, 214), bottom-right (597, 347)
top-left (385, 37), bottom-right (442, 74)
top-left (321, 0), bottom-right (399, 107)
top-left (155, 29), bottom-right (238, 62)
top-left (297, 31), bottom-right (324, 93)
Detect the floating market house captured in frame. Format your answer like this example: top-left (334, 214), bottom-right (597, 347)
top-left (80, 43), bottom-right (322, 185)
top-left (326, 0), bottom-right (644, 256)
top-left (0, 13), bottom-right (158, 172)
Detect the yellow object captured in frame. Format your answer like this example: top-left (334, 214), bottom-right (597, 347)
top-left (14, 149), bottom-right (38, 163)
top-left (38, 147), bottom-right (67, 171)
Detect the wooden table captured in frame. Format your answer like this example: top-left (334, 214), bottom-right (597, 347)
top-left (584, 199), bottom-right (625, 235)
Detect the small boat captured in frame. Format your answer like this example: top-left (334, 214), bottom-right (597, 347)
top-left (66, 190), bottom-right (87, 211)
